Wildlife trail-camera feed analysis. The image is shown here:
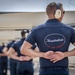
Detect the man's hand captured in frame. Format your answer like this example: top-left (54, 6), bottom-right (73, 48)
top-left (23, 56), bottom-right (31, 61)
top-left (19, 56), bottom-right (24, 61)
top-left (19, 56), bottom-right (31, 61)
top-left (43, 51), bottom-right (54, 59)
top-left (50, 51), bottom-right (64, 63)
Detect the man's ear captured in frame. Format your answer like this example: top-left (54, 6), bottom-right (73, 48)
top-left (73, 43), bottom-right (75, 46)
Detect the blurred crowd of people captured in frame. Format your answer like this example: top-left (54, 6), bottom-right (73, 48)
top-left (0, 29), bottom-right (37, 75)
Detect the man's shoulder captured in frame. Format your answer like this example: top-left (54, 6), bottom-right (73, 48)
top-left (14, 40), bottom-right (21, 45)
top-left (14, 39), bottom-right (24, 46)
top-left (61, 23), bottom-right (73, 29)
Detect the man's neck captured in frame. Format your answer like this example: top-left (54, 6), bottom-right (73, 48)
top-left (22, 36), bottom-right (25, 38)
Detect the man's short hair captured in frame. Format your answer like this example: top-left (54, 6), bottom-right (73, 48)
top-left (46, 2), bottom-right (62, 15)
top-left (21, 30), bottom-right (26, 37)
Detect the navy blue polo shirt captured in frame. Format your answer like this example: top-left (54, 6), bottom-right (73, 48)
top-left (11, 38), bottom-right (25, 57)
top-left (6, 40), bottom-right (16, 63)
top-left (0, 46), bottom-right (2, 53)
top-left (6, 40), bottom-right (15, 49)
top-left (0, 45), bottom-right (7, 62)
top-left (0, 46), bottom-right (2, 62)
top-left (11, 38), bottom-right (35, 62)
top-left (0, 45), bottom-right (5, 53)
top-left (11, 38), bottom-right (36, 70)
top-left (26, 19), bottom-right (75, 68)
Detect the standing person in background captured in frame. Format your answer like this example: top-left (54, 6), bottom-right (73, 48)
top-left (7, 30), bottom-right (36, 75)
top-left (0, 43), bottom-right (8, 75)
top-left (21, 2), bottom-right (75, 75)
top-left (2, 40), bottom-right (17, 75)
top-left (0, 45), bottom-right (3, 75)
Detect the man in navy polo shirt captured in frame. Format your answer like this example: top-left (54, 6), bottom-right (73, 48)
top-left (21, 2), bottom-right (75, 75)
top-left (0, 45), bottom-right (3, 75)
top-left (2, 40), bottom-right (17, 75)
top-left (0, 43), bottom-right (7, 75)
top-left (7, 30), bottom-right (36, 75)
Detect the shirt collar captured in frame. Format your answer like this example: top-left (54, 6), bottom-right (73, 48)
top-left (21, 38), bottom-right (25, 40)
top-left (45, 19), bottom-right (60, 27)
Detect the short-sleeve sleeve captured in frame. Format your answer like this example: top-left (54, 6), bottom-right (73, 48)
top-left (26, 30), bottom-right (36, 45)
top-left (7, 43), bottom-right (10, 49)
top-left (0, 50), bottom-right (2, 53)
top-left (0, 47), bottom-right (3, 53)
top-left (70, 28), bottom-right (75, 44)
top-left (11, 43), bottom-right (17, 52)
top-left (31, 44), bottom-right (36, 50)
top-left (0, 46), bottom-right (5, 53)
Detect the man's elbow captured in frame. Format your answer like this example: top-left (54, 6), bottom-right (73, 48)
top-left (3, 51), bottom-right (8, 56)
top-left (20, 48), bottom-right (23, 55)
top-left (20, 47), bottom-right (26, 55)
top-left (7, 51), bottom-right (11, 56)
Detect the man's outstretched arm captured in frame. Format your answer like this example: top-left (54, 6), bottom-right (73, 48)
top-left (21, 41), bottom-right (54, 59)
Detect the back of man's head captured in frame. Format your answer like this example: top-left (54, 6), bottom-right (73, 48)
top-left (46, 2), bottom-right (64, 20)
top-left (46, 2), bottom-right (62, 15)
top-left (1, 43), bottom-right (5, 47)
top-left (21, 30), bottom-right (26, 38)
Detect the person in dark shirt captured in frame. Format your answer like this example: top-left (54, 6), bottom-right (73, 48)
top-left (2, 40), bottom-right (17, 75)
top-left (21, 2), bottom-right (75, 75)
top-left (0, 43), bottom-right (7, 56)
top-left (7, 30), bottom-right (36, 75)
top-left (3, 40), bottom-right (15, 55)
top-left (0, 43), bottom-right (8, 75)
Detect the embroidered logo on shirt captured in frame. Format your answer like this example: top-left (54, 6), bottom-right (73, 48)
top-left (44, 33), bottom-right (66, 49)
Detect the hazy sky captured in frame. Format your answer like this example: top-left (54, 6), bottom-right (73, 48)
top-left (0, 0), bottom-right (75, 12)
